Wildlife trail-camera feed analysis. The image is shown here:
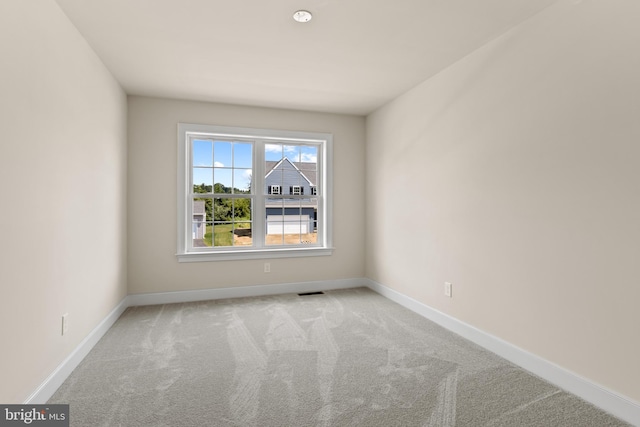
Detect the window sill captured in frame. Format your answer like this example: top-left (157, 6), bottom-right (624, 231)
top-left (176, 247), bottom-right (334, 263)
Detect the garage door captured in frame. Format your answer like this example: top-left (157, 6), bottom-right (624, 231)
top-left (267, 215), bottom-right (309, 234)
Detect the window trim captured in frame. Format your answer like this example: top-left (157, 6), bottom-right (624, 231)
top-left (177, 123), bottom-right (333, 262)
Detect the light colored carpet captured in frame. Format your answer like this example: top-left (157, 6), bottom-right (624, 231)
top-left (49, 288), bottom-right (630, 426)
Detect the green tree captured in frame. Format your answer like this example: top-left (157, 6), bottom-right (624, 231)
top-left (214, 183), bottom-right (231, 194)
top-left (193, 183), bottom-right (213, 221)
top-left (213, 199), bottom-right (232, 221)
top-left (234, 198), bottom-right (251, 219)
top-left (194, 182), bottom-right (250, 223)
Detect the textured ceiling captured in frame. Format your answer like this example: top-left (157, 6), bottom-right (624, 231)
top-left (55, 0), bottom-right (557, 115)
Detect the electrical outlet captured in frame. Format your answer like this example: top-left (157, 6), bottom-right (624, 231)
top-left (444, 282), bottom-right (453, 298)
top-left (264, 262), bottom-right (271, 273)
top-left (62, 313), bottom-right (69, 336)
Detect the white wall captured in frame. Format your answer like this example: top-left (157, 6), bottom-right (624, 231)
top-left (0, 1), bottom-right (127, 403)
top-left (366, 0), bottom-right (640, 403)
top-left (127, 97), bottom-right (365, 294)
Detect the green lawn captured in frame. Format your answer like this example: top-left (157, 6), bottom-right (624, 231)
top-left (203, 222), bottom-right (251, 247)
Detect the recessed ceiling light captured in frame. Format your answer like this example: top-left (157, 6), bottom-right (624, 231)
top-left (293, 10), bottom-right (312, 23)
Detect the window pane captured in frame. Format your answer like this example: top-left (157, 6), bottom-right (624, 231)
top-left (214, 141), bottom-right (232, 167)
top-left (213, 222), bottom-right (233, 247)
top-left (300, 145), bottom-right (317, 164)
top-left (234, 143), bottom-right (252, 168)
top-left (234, 198), bottom-right (252, 223)
top-left (265, 168), bottom-right (283, 194)
top-left (265, 143), bottom-right (282, 161)
top-left (283, 163), bottom-right (303, 188)
top-left (192, 198), bottom-right (212, 247)
top-left (265, 198), bottom-right (284, 245)
top-left (214, 169), bottom-right (232, 193)
top-left (213, 198), bottom-right (252, 247)
top-left (284, 145), bottom-right (299, 162)
top-left (233, 221), bottom-right (252, 246)
top-left (306, 198), bottom-right (319, 243)
top-left (234, 169), bottom-right (252, 194)
top-left (193, 168), bottom-right (213, 188)
top-left (234, 198), bottom-right (252, 247)
top-left (193, 140), bottom-right (213, 167)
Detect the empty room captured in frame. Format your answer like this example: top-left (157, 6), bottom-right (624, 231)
top-left (1, 0), bottom-right (639, 425)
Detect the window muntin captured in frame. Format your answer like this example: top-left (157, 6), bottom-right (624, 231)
top-left (178, 124), bottom-right (332, 261)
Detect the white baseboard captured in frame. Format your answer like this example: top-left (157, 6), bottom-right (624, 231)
top-left (365, 279), bottom-right (640, 426)
top-left (24, 296), bottom-right (130, 404)
top-left (127, 278), bottom-right (366, 307)
top-left (27, 277), bottom-right (640, 426)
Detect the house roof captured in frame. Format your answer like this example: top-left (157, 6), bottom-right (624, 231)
top-left (193, 200), bottom-right (205, 215)
top-left (266, 159), bottom-right (317, 186)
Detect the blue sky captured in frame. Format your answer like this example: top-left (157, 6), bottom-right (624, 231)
top-left (192, 140), bottom-right (317, 190)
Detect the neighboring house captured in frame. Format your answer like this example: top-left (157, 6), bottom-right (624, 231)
top-left (191, 160), bottom-right (317, 238)
top-left (193, 200), bottom-right (206, 239)
top-left (265, 158), bottom-right (317, 235)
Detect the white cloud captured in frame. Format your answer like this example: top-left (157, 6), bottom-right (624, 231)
top-left (265, 144), bottom-right (281, 153)
top-left (265, 144), bottom-right (317, 163)
top-left (214, 161), bottom-right (224, 167)
top-left (266, 144), bottom-right (298, 154)
top-left (300, 153), bottom-right (317, 163)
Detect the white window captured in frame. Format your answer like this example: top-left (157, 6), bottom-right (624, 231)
top-left (177, 123), bottom-right (333, 262)
top-left (269, 185), bottom-right (281, 195)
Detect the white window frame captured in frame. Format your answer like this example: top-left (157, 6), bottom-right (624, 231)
top-left (177, 123), bottom-right (333, 262)
top-left (270, 185), bottom-right (281, 195)
top-left (291, 185), bottom-right (302, 195)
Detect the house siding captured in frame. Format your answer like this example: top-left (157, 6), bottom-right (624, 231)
top-left (265, 158), bottom-right (315, 196)
top-left (264, 158), bottom-right (317, 234)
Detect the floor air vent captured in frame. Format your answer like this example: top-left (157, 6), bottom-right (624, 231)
top-left (297, 291), bottom-right (325, 296)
